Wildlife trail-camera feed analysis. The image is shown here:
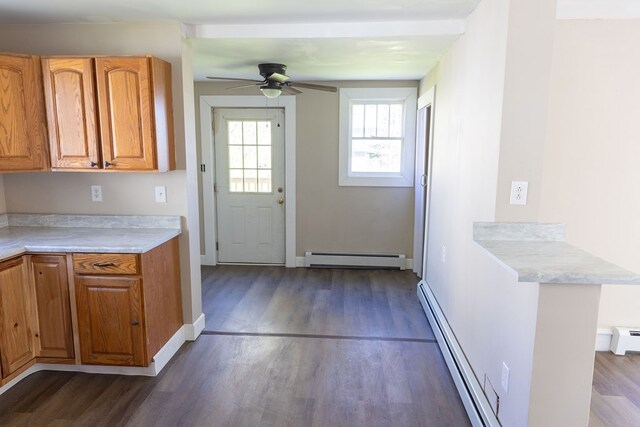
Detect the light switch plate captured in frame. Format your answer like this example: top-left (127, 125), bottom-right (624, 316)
top-left (155, 186), bottom-right (167, 203)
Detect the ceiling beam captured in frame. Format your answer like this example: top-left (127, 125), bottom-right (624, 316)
top-left (185, 20), bottom-right (465, 40)
top-left (557, 0), bottom-right (640, 19)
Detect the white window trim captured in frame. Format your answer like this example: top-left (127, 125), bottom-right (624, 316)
top-left (339, 87), bottom-right (417, 187)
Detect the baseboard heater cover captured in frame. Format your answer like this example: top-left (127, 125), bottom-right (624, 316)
top-left (304, 251), bottom-right (406, 270)
top-left (417, 280), bottom-right (500, 427)
top-left (610, 327), bottom-right (640, 355)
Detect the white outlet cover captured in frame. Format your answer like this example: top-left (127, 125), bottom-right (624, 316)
top-left (501, 362), bottom-right (510, 394)
top-left (91, 185), bottom-right (102, 202)
top-left (155, 186), bottom-right (167, 203)
top-left (510, 181), bottom-right (528, 205)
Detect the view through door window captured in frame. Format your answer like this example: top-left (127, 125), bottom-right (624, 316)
top-left (227, 120), bottom-right (272, 193)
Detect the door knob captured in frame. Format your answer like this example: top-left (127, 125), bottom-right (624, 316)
top-left (277, 197), bottom-right (284, 205)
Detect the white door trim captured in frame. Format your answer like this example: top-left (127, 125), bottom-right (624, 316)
top-left (199, 95), bottom-right (296, 267)
top-left (415, 87), bottom-right (436, 277)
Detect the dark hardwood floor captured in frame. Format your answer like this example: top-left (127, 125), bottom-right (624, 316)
top-left (0, 265), bottom-right (470, 426)
top-left (590, 351), bottom-right (640, 426)
top-left (202, 265), bottom-right (435, 340)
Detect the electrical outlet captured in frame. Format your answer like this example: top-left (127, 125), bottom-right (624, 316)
top-left (510, 181), bottom-right (528, 205)
top-left (91, 185), bottom-right (102, 202)
top-left (441, 244), bottom-right (446, 263)
top-left (155, 186), bottom-right (167, 203)
top-left (501, 362), bottom-right (510, 394)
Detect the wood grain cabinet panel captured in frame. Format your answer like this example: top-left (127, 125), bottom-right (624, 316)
top-left (0, 257), bottom-right (35, 377)
top-left (30, 255), bottom-right (74, 359)
top-left (73, 253), bottom-right (139, 275)
top-left (42, 58), bottom-right (100, 170)
top-left (75, 276), bottom-right (145, 366)
top-left (42, 55), bottom-right (175, 172)
top-left (73, 237), bottom-right (182, 367)
top-left (0, 53), bottom-right (48, 171)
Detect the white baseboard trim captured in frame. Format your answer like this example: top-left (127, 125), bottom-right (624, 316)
top-left (201, 254), bottom-right (215, 266)
top-left (185, 313), bottom-right (206, 340)
top-left (0, 325), bottom-right (187, 397)
top-left (417, 280), bottom-right (499, 427)
top-left (295, 256), bottom-right (414, 270)
top-left (595, 328), bottom-right (613, 352)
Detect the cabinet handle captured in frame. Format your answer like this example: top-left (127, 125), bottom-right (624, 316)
top-left (90, 161), bottom-right (97, 167)
top-left (93, 262), bottom-right (115, 267)
top-left (104, 161), bottom-right (112, 167)
top-left (131, 320), bottom-right (139, 326)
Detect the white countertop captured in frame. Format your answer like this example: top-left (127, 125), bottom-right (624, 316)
top-left (0, 214), bottom-right (181, 260)
top-left (474, 222), bottom-right (640, 285)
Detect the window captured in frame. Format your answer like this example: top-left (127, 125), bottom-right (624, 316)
top-left (227, 120), bottom-right (272, 193)
top-left (339, 87), bottom-right (417, 187)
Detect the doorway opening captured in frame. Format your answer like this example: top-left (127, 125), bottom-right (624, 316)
top-left (199, 96), bottom-right (296, 267)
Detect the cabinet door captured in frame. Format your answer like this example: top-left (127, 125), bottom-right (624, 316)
top-left (31, 255), bottom-right (74, 359)
top-left (42, 58), bottom-right (100, 170)
top-left (0, 257), bottom-right (35, 376)
top-left (95, 57), bottom-right (156, 171)
top-left (75, 276), bottom-right (146, 366)
top-left (0, 54), bottom-right (47, 171)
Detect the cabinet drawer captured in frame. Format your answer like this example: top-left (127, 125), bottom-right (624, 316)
top-left (73, 254), bottom-right (139, 275)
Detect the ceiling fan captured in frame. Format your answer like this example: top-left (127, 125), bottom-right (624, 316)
top-left (206, 63), bottom-right (337, 98)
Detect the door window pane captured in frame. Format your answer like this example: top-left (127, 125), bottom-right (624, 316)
top-left (227, 119), bottom-right (273, 193)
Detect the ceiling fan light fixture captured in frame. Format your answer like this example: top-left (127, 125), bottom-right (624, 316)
top-left (260, 85), bottom-right (282, 98)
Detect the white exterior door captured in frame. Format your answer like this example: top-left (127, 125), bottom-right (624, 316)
top-left (214, 108), bottom-right (285, 264)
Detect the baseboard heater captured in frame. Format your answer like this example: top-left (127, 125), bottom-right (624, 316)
top-left (417, 280), bottom-right (500, 427)
top-left (304, 251), bottom-right (406, 270)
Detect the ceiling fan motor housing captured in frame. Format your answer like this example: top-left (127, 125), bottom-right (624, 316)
top-left (259, 63), bottom-right (287, 79)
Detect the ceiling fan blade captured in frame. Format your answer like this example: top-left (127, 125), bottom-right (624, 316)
top-left (282, 86), bottom-right (302, 95)
top-left (206, 76), bottom-right (263, 83)
top-left (226, 83), bottom-right (261, 90)
top-left (268, 72), bottom-right (290, 83)
top-left (288, 82), bottom-right (337, 93)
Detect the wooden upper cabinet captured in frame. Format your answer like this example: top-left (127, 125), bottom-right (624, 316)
top-left (42, 58), bottom-right (100, 170)
top-left (0, 53), bottom-right (48, 172)
top-left (42, 55), bottom-right (175, 172)
top-left (0, 257), bottom-right (35, 377)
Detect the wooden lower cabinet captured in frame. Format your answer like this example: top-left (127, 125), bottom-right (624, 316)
top-left (0, 237), bottom-right (181, 378)
top-left (0, 257), bottom-right (35, 377)
top-left (30, 255), bottom-right (74, 359)
top-left (75, 276), bottom-right (145, 366)
top-left (73, 237), bottom-right (182, 367)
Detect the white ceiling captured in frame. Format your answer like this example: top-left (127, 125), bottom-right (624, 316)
top-left (0, 0), bottom-right (482, 81)
top-left (0, 0), bottom-right (479, 24)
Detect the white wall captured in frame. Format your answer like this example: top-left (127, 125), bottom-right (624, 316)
top-left (540, 19), bottom-right (640, 330)
top-left (421, 0), bottom-right (541, 424)
top-left (0, 22), bottom-right (201, 324)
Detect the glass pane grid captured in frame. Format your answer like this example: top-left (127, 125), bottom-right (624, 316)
top-left (228, 120), bottom-right (272, 193)
top-left (350, 102), bottom-right (404, 174)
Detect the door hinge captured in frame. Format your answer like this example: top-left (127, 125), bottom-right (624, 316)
top-left (200, 164), bottom-right (206, 172)
top-left (214, 182), bottom-right (218, 193)
top-left (216, 242), bottom-right (219, 251)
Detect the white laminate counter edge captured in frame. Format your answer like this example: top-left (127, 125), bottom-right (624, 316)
top-left (473, 222), bottom-right (640, 285)
top-left (473, 222), bottom-right (565, 241)
top-left (4, 214), bottom-right (181, 229)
